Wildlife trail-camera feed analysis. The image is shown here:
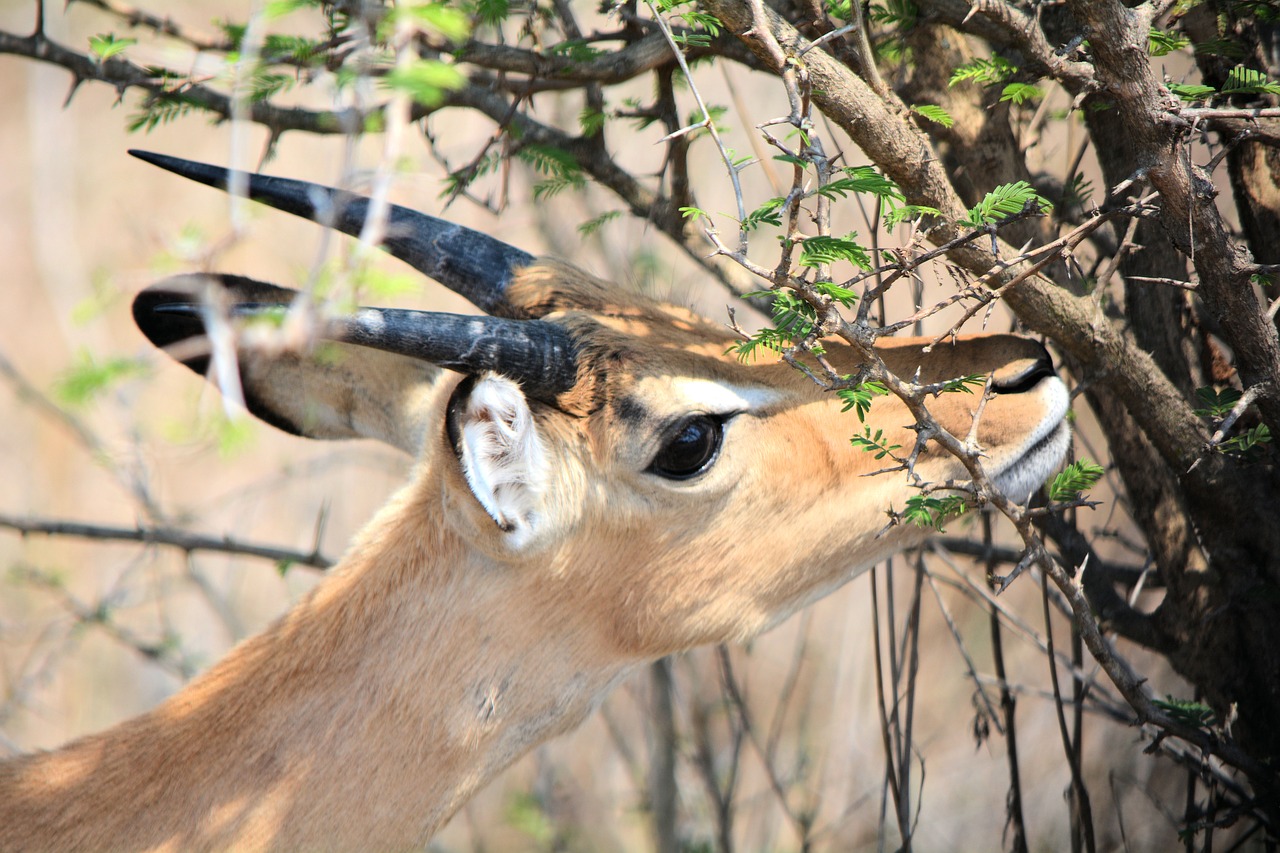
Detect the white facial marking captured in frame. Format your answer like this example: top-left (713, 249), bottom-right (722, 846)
top-left (990, 376), bottom-right (1072, 500)
top-left (665, 378), bottom-right (778, 414)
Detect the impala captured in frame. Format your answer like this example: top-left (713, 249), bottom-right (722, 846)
top-left (0, 151), bottom-right (1070, 851)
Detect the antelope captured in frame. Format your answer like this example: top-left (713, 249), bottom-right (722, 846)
top-left (0, 150), bottom-right (1070, 852)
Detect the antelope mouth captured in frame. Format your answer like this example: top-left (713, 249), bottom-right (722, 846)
top-left (990, 376), bottom-right (1072, 501)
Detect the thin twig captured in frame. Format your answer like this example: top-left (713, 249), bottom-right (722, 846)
top-left (0, 514), bottom-right (333, 569)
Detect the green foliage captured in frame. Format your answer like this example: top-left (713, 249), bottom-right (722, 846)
top-left (812, 280), bottom-right (858, 306)
top-left (960, 181), bottom-right (1052, 228)
top-left (383, 3), bottom-right (471, 42)
top-left (729, 291), bottom-right (822, 360)
top-left (216, 415), bottom-right (257, 458)
top-left (546, 38), bottom-right (605, 63)
top-left (128, 72), bottom-right (204, 132)
top-left (262, 33), bottom-right (324, 65)
top-left (679, 205), bottom-right (708, 223)
top-left (577, 210), bottom-right (622, 236)
top-left (54, 351), bottom-right (149, 407)
top-left (578, 106), bottom-right (606, 137)
top-left (869, 0), bottom-right (918, 27)
top-left (473, 0), bottom-right (510, 27)
top-left (1221, 65), bottom-right (1280, 96)
top-left (1153, 695), bottom-right (1216, 728)
top-left (1048, 459), bottom-right (1105, 502)
top-left (936, 374), bottom-right (986, 394)
top-left (1148, 28), bottom-right (1190, 56)
top-left (88, 33), bottom-right (135, 62)
top-left (817, 166), bottom-right (904, 203)
top-left (1220, 424), bottom-right (1272, 454)
top-left (1169, 82), bottom-right (1216, 101)
top-left (383, 59), bottom-right (466, 107)
top-left (882, 204), bottom-right (942, 228)
top-left (910, 103), bottom-right (954, 127)
top-left (948, 56), bottom-right (1016, 88)
top-left (263, 0), bottom-right (320, 19)
top-left (850, 427), bottom-right (902, 459)
top-left (353, 267), bottom-right (422, 301)
top-left (999, 82), bottom-right (1042, 105)
top-left (1193, 386), bottom-right (1241, 418)
top-left (519, 145), bottom-right (586, 200)
top-left (1191, 387), bottom-right (1271, 453)
top-left (245, 69), bottom-right (295, 102)
top-left (742, 197), bottom-right (784, 231)
top-left (838, 381), bottom-right (888, 422)
top-left (1194, 37), bottom-right (1249, 59)
top-left (505, 792), bottom-right (555, 845)
top-left (798, 235), bottom-right (871, 270)
top-left (1060, 173), bottom-right (1095, 210)
top-left (902, 493), bottom-right (968, 529)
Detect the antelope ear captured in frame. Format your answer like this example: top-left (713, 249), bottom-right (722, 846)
top-left (450, 374), bottom-right (549, 548)
top-left (133, 273), bottom-right (444, 454)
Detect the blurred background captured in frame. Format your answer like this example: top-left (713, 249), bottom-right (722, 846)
top-left (0, 1), bottom-right (1207, 850)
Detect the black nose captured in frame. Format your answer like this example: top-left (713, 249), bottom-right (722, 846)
top-left (992, 345), bottom-right (1056, 395)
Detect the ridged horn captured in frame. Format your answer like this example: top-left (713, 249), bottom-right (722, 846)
top-left (133, 275), bottom-right (579, 403)
top-left (128, 150), bottom-right (535, 318)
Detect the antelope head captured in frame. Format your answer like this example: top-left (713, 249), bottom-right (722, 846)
top-left (129, 151), bottom-right (1070, 659)
top-left (0, 152), bottom-right (1070, 852)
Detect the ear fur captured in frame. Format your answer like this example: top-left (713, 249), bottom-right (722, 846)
top-left (455, 374), bottom-right (549, 548)
top-left (134, 273), bottom-right (444, 454)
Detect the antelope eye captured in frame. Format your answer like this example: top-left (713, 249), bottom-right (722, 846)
top-left (648, 415), bottom-right (725, 480)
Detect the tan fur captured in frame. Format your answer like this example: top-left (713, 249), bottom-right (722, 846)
top-left (0, 259), bottom-right (1068, 851)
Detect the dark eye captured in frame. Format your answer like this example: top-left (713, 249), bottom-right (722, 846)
top-left (648, 415), bottom-right (724, 480)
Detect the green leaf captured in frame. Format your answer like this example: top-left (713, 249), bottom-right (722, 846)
top-left (1219, 423), bottom-right (1271, 453)
top-left (1048, 459), bottom-right (1105, 502)
top-left (53, 351), bottom-right (148, 407)
top-left (263, 0), bottom-right (318, 20)
top-left (383, 59), bottom-right (465, 107)
top-left (850, 427), bottom-right (902, 460)
top-left (577, 210), bottom-right (622, 236)
top-left (88, 33), bottom-right (136, 61)
top-left (937, 374), bottom-right (986, 394)
top-left (579, 106), bottom-right (606, 137)
top-left (1153, 695), bottom-right (1215, 728)
top-left (384, 3), bottom-right (471, 42)
top-left (798, 235), bottom-right (871, 270)
top-left (948, 56), bottom-right (1015, 88)
top-left (1148, 28), bottom-right (1189, 57)
top-left (903, 494), bottom-right (968, 529)
top-left (813, 280), bottom-right (858, 306)
top-left (1221, 65), bottom-right (1280, 96)
top-left (999, 82), bottom-right (1043, 105)
top-left (1169, 82), bottom-right (1216, 101)
top-left (742, 197), bottom-right (784, 231)
top-left (961, 181), bottom-right (1052, 227)
top-left (1193, 386), bottom-right (1241, 418)
top-left (837, 381), bottom-right (888, 422)
top-left (475, 0), bottom-right (509, 26)
top-left (817, 166), bottom-right (904, 202)
top-left (910, 103), bottom-right (954, 127)
top-left (882, 204), bottom-right (941, 229)
top-left (679, 205), bottom-right (708, 222)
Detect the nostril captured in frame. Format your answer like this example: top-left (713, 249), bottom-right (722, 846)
top-left (992, 351), bottom-right (1056, 394)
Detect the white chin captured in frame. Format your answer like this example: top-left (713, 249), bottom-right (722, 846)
top-left (992, 419), bottom-right (1072, 503)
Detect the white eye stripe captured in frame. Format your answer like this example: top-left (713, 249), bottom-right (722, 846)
top-left (665, 378), bottom-right (778, 414)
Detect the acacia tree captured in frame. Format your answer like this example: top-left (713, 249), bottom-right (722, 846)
top-left (2, 0), bottom-right (1280, 848)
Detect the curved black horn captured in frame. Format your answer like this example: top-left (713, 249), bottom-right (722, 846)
top-left (134, 275), bottom-right (579, 402)
top-left (128, 150), bottom-right (535, 318)
top-left (335, 308), bottom-right (578, 401)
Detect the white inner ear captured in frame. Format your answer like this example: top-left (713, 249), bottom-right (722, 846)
top-left (458, 374), bottom-right (549, 547)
